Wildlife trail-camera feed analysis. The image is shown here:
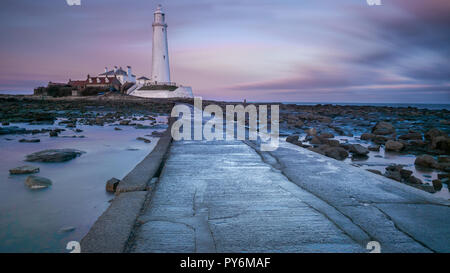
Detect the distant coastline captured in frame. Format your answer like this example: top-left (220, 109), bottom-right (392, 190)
top-left (1, 90), bottom-right (449, 111)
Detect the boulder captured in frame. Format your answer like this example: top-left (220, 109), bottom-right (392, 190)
top-left (319, 133), bottom-right (334, 139)
top-left (372, 121), bottom-right (395, 135)
top-left (399, 132), bottom-right (422, 141)
top-left (348, 144), bottom-right (369, 155)
top-left (19, 138), bottom-right (40, 143)
top-left (119, 120), bottom-right (131, 125)
top-left (322, 139), bottom-right (340, 147)
top-left (25, 175), bottom-right (52, 189)
top-left (310, 136), bottom-right (322, 145)
top-left (136, 137), bottom-right (151, 143)
top-left (425, 128), bottom-right (445, 141)
top-left (294, 120), bottom-right (304, 128)
top-left (306, 128), bottom-right (317, 136)
top-left (360, 133), bottom-right (374, 141)
top-left (431, 136), bottom-right (450, 152)
top-left (286, 135), bottom-right (300, 145)
top-left (407, 175), bottom-right (422, 185)
top-left (432, 179), bottom-right (442, 191)
top-left (49, 130), bottom-right (58, 137)
top-left (385, 140), bottom-right (404, 152)
top-left (385, 170), bottom-right (402, 182)
top-left (373, 135), bottom-right (389, 145)
top-left (324, 147), bottom-right (348, 160)
top-left (400, 169), bottom-right (413, 179)
top-left (367, 169), bottom-right (382, 175)
top-left (106, 178), bottom-right (120, 193)
top-left (414, 155), bottom-right (437, 169)
top-left (26, 149), bottom-right (85, 162)
top-left (9, 165), bottom-right (40, 175)
top-left (368, 144), bottom-right (380, 152)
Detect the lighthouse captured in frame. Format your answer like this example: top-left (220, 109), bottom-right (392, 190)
top-left (151, 5), bottom-right (171, 83)
top-left (130, 5), bottom-right (193, 98)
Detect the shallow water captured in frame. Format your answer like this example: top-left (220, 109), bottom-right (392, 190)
top-left (0, 116), bottom-right (167, 253)
top-left (333, 136), bottom-right (449, 200)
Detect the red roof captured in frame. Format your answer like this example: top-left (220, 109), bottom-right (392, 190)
top-left (68, 80), bottom-right (86, 87)
top-left (86, 76), bottom-right (119, 85)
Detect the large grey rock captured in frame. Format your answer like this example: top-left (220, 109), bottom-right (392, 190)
top-left (372, 121), bottom-right (395, 135)
top-left (385, 140), bottom-right (404, 152)
top-left (9, 165), bottom-right (40, 175)
top-left (25, 175), bottom-right (52, 189)
top-left (324, 146), bottom-right (348, 160)
top-left (106, 178), bottom-right (120, 193)
top-left (348, 144), bottom-right (369, 155)
top-left (26, 149), bottom-right (85, 162)
top-left (414, 155), bottom-right (437, 169)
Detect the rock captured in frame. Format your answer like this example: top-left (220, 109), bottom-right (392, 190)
top-left (368, 144), bottom-right (380, 151)
top-left (385, 140), bottom-right (404, 152)
top-left (306, 128), bottom-right (317, 136)
top-left (360, 133), bottom-right (374, 141)
top-left (431, 136), bottom-right (450, 152)
top-left (438, 156), bottom-right (450, 163)
top-left (324, 147), bottom-right (348, 160)
top-left (373, 135), bottom-right (389, 145)
top-left (367, 169), bottom-right (382, 175)
top-left (119, 120), bottom-right (131, 125)
top-left (400, 169), bottom-right (413, 179)
top-left (310, 136), bottom-right (322, 145)
top-left (425, 128), bottom-right (445, 141)
top-left (319, 133), bottom-right (334, 139)
top-left (59, 226), bottom-right (76, 233)
top-left (25, 175), bottom-right (52, 189)
top-left (9, 165), bottom-right (40, 175)
top-left (407, 175), bottom-right (422, 185)
top-left (432, 179), bottom-right (442, 191)
top-left (19, 138), bottom-right (40, 143)
top-left (2, 121), bottom-right (10, 126)
top-left (348, 144), bottom-right (369, 155)
top-left (399, 132), bottom-right (422, 140)
top-left (322, 139), bottom-right (340, 147)
top-left (114, 127), bottom-right (122, 131)
top-left (372, 121), bottom-right (395, 135)
top-left (151, 131), bottom-right (165, 137)
top-left (385, 170), bottom-right (402, 182)
top-left (286, 135), bottom-right (300, 145)
top-left (416, 184), bottom-right (436, 193)
top-left (26, 149), bottom-right (85, 162)
top-left (49, 130), bottom-right (58, 137)
top-left (414, 155), bottom-right (437, 169)
top-left (106, 178), bottom-right (120, 193)
top-left (136, 137), bottom-right (151, 143)
top-left (294, 120), bottom-right (304, 128)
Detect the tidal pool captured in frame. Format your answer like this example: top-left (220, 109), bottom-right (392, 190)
top-left (0, 116), bottom-right (167, 252)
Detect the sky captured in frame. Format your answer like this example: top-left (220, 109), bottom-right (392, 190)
top-left (0, 0), bottom-right (449, 103)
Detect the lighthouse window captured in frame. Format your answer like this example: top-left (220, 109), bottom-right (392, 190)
top-left (162, 29), bottom-right (164, 32)
top-left (163, 55), bottom-right (166, 60)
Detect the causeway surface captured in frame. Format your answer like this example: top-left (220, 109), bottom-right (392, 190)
top-left (128, 138), bottom-right (450, 253)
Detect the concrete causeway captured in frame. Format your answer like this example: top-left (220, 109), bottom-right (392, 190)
top-left (82, 105), bottom-right (450, 253)
top-left (127, 138), bottom-right (450, 253)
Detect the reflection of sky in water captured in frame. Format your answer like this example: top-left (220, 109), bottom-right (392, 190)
top-left (0, 116), bottom-right (167, 253)
top-left (338, 136), bottom-right (449, 200)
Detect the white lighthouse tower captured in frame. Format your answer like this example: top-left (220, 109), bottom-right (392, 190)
top-left (151, 5), bottom-right (171, 84)
top-left (129, 5), bottom-right (193, 98)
